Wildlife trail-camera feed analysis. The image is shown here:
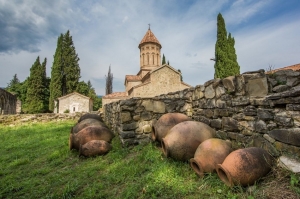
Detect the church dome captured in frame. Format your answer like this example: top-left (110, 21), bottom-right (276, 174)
top-left (139, 28), bottom-right (161, 48)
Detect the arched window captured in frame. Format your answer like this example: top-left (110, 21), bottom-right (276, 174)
top-left (147, 54), bottom-right (149, 65)
top-left (152, 54), bottom-right (154, 65)
top-left (142, 54), bottom-right (145, 65)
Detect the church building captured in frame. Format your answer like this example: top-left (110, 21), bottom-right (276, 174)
top-left (102, 27), bottom-right (191, 106)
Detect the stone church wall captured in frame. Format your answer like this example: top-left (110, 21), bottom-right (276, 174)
top-left (104, 69), bottom-right (300, 158)
top-left (0, 88), bottom-right (17, 115)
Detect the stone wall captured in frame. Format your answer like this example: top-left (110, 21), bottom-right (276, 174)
top-left (0, 112), bottom-right (85, 125)
top-left (103, 69), bottom-right (300, 158)
top-left (0, 88), bottom-right (17, 115)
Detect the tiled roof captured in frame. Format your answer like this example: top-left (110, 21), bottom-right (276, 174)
top-left (125, 75), bottom-right (142, 81)
top-left (267, 63), bottom-right (300, 73)
top-left (57, 92), bottom-right (90, 100)
top-left (139, 29), bottom-right (161, 47)
top-left (102, 92), bottom-right (128, 99)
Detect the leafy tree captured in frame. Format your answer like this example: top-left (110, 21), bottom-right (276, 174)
top-left (24, 56), bottom-right (48, 113)
top-left (6, 74), bottom-right (20, 96)
top-left (162, 54), bottom-right (166, 65)
top-left (49, 30), bottom-right (81, 112)
top-left (105, 65), bottom-right (113, 95)
top-left (214, 13), bottom-right (240, 79)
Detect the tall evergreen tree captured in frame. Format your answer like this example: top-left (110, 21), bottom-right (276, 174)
top-left (6, 74), bottom-right (20, 95)
top-left (214, 13), bottom-right (240, 79)
top-left (49, 34), bottom-right (63, 111)
top-left (105, 65), bottom-right (113, 95)
top-left (41, 58), bottom-right (50, 112)
top-left (162, 54), bottom-right (166, 65)
top-left (49, 30), bottom-right (81, 111)
top-left (24, 56), bottom-right (47, 113)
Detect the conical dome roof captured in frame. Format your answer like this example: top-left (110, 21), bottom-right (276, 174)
top-left (139, 28), bottom-right (161, 48)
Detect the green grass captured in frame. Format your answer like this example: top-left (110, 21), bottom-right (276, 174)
top-left (0, 121), bottom-right (299, 199)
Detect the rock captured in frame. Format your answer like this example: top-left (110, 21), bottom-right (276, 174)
top-left (269, 128), bottom-right (300, 147)
top-left (216, 86), bottom-right (226, 98)
top-left (141, 111), bottom-right (152, 121)
top-left (121, 112), bottom-right (132, 123)
top-left (153, 101), bottom-right (166, 113)
top-left (246, 76), bottom-right (268, 97)
top-left (122, 122), bottom-right (138, 131)
top-left (119, 131), bottom-right (136, 139)
top-left (142, 100), bottom-right (153, 111)
top-left (263, 134), bottom-right (275, 143)
top-left (232, 96), bottom-right (250, 106)
top-left (287, 77), bottom-right (300, 87)
top-left (255, 120), bottom-right (267, 133)
top-left (274, 116), bottom-right (293, 127)
top-left (278, 156), bottom-right (300, 173)
top-left (211, 119), bottom-right (222, 129)
top-left (222, 117), bottom-right (239, 132)
top-left (272, 85), bottom-right (291, 93)
top-left (222, 76), bottom-right (235, 93)
top-left (257, 109), bottom-right (274, 120)
top-left (243, 106), bottom-right (257, 116)
top-left (204, 84), bottom-right (215, 99)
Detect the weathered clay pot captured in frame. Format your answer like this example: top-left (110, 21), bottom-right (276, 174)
top-left (190, 138), bottom-right (232, 177)
top-left (71, 118), bottom-right (108, 134)
top-left (152, 113), bottom-right (191, 142)
top-left (79, 140), bottom-right (112, 157)
top-left (216, 147), bottom-right (274, 187)
top-left (78, 113), bottom-right (103, 123)
top-left (161, 121), bottom-right (216, 161)
top-left (69, 126), bottom-right (114, 150)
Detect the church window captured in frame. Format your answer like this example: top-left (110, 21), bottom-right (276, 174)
top-left (142, 54), bottom-right (145, 65)
top-left (157, 54), bottom-right (159, 65)
top-left (152, 54), bottom-right (154, 64)
top-left (147, 54), bottom-right (149, 64)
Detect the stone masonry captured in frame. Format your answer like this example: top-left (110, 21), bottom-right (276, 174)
top-left (104, 69), bottom-right (300, 159)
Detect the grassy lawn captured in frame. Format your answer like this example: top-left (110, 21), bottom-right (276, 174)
top-left (0, 120), bottom-right (299, 199)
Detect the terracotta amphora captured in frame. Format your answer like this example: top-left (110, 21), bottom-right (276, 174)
top-left (71, 118), bottom-right (108, 134)
top-left (69, 126), bottom-right (114, 150)
top-left (161, 121), bottom-right (215, 161)
top-left (152, 113), bottom-right (191, 142)
top-left (190, 138), bottom-right (232, 177)
top-left (78, 113), bottom-right (103, 123)
top-left (216, 147), bottom-right (274, 187)
top-left (79, 140), bottom-right (112, 157)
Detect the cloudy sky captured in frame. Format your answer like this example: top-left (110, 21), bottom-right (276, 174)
top-left (0, 0), bottom-right (299, 95)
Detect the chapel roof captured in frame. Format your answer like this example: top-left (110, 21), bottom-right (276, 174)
top-left (266, 63), bottom-right (300, 73)
top-left (125, 75), bottom-right (142, 82)
top-left (139, 28), bottom-right (161, 48)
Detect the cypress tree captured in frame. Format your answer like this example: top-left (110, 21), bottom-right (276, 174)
top-left (24, 56), bottom-right (45, 113)
top-left (49, 34), bottom-right (63, 111)
top-left (63, 30), bottom-right (80, 94)
top-left (214, 13), bottom-right (240, 79)
top-left (105, 65), bottom-right (113, 95)
top-left (49, 30), bottom-right (81, 112)
top-left (162, 54), bottom-right (166, 65)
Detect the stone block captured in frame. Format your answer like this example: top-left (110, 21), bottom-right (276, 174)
top-left (222, 76), bottom-right (235, 93)
top-left (153, 101), bottom-right (165, 113)
top-left (255, 120), bottom-right (267, 133)
top-left (246, 76), bottom-right (268, 97)
top-left (207, 99), bottom-right (216, 108)
top-left (263, 134), bottom-right (275, 143)
top-left (142, 100), bottom-right (153, 111)
top-left (121, 112), bottom-right (131, 123)
top-left (204, 84), bottom-right (215, 99)
top-left (274, 116), bottom-right (293, 127)
top-left (272, 85), bottom-right (291, 93)
top-left (287, 77), bottom-right (300, 87)
top-left (232, 96), bottom-right (250, 106)
top-left (141, 111), bottom-right (152, 121)
top-left (119, 131), bottom-right (136, 139)
top-left (215, 86), bottom-right (226, 98)
top-left (243, 106), bottom-right (257, 116)
top-left (222, 117), bottom-right (239, 132)
top-left (278, 156), bottom-right (300, 173)
top-left (257, 109), bottom-right (274, 120)
top-left (143, 124), bottom-right (152, 133)
top-left (269, 128), bottom-right (300, 147)
top-left (216, 99), bottom-right (226, 108)
top-left (211, 119), bottom-right (222, 129)
top-left (122, 122), bottom-right (138, 131)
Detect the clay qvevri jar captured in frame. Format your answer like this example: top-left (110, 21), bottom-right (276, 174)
top-left (79, 140), bottom-right (112, 157)
top-left (78, 113), bottom-right (103, 123)
top-left (69, 126), bottom-right (114, 150)
top-left (190, 138), bottom-right (232, 177)
top-left (71, 118), bottom-right (107, 134)
top-left (152, 113), bottom-right (191, 142)
top-left (216, 147), bottom-right (274, 187)
top-left (161, 121), bottom-right (216, 161)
